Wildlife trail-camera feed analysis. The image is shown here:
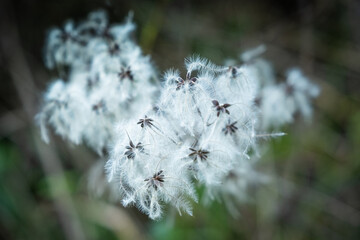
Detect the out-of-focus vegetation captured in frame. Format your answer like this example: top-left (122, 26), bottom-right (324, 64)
top-left (0, 0), bottom-right (359, 239)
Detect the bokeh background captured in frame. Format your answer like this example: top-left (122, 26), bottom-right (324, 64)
top-left (0, 0), bottom-right (359, 239)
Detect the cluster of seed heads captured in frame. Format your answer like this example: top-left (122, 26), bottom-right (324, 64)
top-left (38, 11), bottom-right (319, 220)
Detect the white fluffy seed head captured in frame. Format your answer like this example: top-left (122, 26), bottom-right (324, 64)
top-left (38, 10), bottom-right (157, 154)
top-left (106, 54), bottom-right (319, 219)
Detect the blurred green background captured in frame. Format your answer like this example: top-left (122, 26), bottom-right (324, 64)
top-left (0, 0), bottom-right (359, 239)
